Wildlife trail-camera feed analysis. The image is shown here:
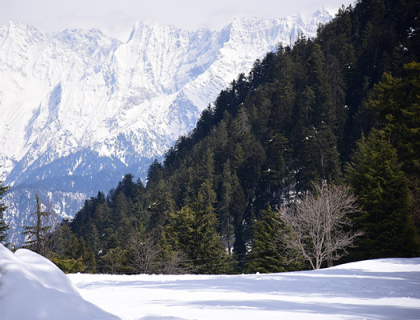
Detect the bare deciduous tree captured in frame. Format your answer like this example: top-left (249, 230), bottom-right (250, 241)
top-left (281, 183), bottom-right (363, 270)
top-left (129, 232), bottom-right (161, 274)
top-left (129, 231), bottom-right (193, 274)
top-left (159, 250), bottom-right (193, 275)
top-left (22, 194), bottom-right (56, 257)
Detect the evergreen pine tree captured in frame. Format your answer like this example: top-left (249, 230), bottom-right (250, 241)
top-left (218, 161), bottom-right (234, 254)
top-left (113, 191), bottom-right (134, 249)
top-left (148, 180), bottom-right (176, 232)
top-left (0, 177), bottom-right (10, 245)
top-left (230, 173), bottom-right (247, 260)
top-left (166, 180), bottom-right (230, 274)
top-left (367, 63), bottom-right (420, 230)
top-left (368, 62), bottom-right (420, 177)
top-left (146, 159), bottom-right (163, 190)
top-left (85, 218), bottom-right (101, 255)
top-left (63, 234), bottom-right (97, 273)
top-left (245, 207), bottom-right (300, 273)
top-left (301, 124), bottom-right (341, 190)
top-left (346, 129), bottom-right (420, 259)
top-left (307, 43), bottom-right (335, 127)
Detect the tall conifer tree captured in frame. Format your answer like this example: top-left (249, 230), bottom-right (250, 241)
top-left (0, 177), bottom-right (10, 245)
top-left (166, 180), bottom-right (229, 273)
top-left (245, 207), bottom-right (300, 273)
top-left (346, 129), bottom-right (420, 259)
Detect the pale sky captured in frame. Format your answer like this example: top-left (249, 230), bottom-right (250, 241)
top-left (0, 0), bottom-right (354, 41)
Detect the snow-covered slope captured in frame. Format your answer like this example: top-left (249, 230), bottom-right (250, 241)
top-left (0, 245), bottom-right (119, 320)
top-left (0, 9), bottom-right (332, 245)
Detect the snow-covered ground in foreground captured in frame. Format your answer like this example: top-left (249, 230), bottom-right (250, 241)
top-left (0, 245), bottom-right (118, 320)
top-left (1, 243), bottom-right (420, 320)
top-left (71, 258), bottom-right (420, 320)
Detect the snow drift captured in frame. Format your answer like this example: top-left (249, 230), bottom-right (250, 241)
top-left (0, 244), bottom-right (119, 320)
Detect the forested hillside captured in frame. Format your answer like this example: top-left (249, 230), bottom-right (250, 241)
top-left (42, 0), bottom-right (420, 273)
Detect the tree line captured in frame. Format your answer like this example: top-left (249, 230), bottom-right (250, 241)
top-left (1, 0), bottom-right (420, 274)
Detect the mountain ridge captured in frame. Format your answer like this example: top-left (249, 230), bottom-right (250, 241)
top-left (0, 9), bottom-right (332, 245)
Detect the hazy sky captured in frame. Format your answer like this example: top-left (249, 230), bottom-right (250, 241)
top-left (0, 0), bottom-right (354, 41)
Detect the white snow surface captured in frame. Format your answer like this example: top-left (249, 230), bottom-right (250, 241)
top-left (2, 244), bottom-right (419, 320)
top-left (68, 259), bottom-right (420, 320)
top-left (0, 244), bottom-right (119, 320)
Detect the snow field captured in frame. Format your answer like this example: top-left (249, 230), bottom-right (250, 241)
top-left (68, 258), bottom-right (420, 320)
top-left (1, 243), bottom-right (420, 319)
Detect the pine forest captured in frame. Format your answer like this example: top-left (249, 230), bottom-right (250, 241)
top-left (3, 0), bottom-right (420, 274)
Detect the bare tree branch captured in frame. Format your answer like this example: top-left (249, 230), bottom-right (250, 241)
top-left (129, 232), bottom-right (161, 274)
top-left (281, 183), bottom-right (364, 269)
top-left (129, 231), bottom-right (193, 274)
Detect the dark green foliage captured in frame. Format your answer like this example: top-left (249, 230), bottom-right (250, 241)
top-left (368, 62), bottom-right (420, 179)
top-left (346, 129), bottom-right (420, 259)
top-left (49, 224), bottom-right (97, 273)
top-left (63, 0), bottom-right (420, 273)
top-left (70, 191), bottom-right (107, 237)
top-left (218, 160), bottom-right (234, 253)
top-left (146, 160), bottom-right (163, 190)
top-left (100, 247), bottom-right (129, 274)
top-left (245, 207), bottom-right (301, 273)
top-left (50, 252), bottom-right (86, 273)
top-left (164, 181), bottom-right (232, 274)
top-left (0, 177), bottom-right (10, 245)
top-left (301, 124), bottom-right (341, 190)
top-left (147, 180), bottom-right (176, 231)
top-left (318, 0), bottom-right (420, 159)
top-left (367, 62), bottom-right (420, 232)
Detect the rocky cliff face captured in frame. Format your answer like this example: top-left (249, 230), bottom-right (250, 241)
top-left (0, 9), bottom-right (332, 245)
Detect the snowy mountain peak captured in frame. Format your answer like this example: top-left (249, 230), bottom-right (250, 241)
top-left (127, 22), bottom-right (140, 42)
top-left (315, 6), bottom-right (333, 16)
top-left (1, 20), bottom-right (35, 35)
top-left (0, 9), bottom-right (333, 245)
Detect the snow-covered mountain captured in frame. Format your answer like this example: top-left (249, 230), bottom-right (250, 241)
top-left (0, 9), bottom-right (332, 245)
